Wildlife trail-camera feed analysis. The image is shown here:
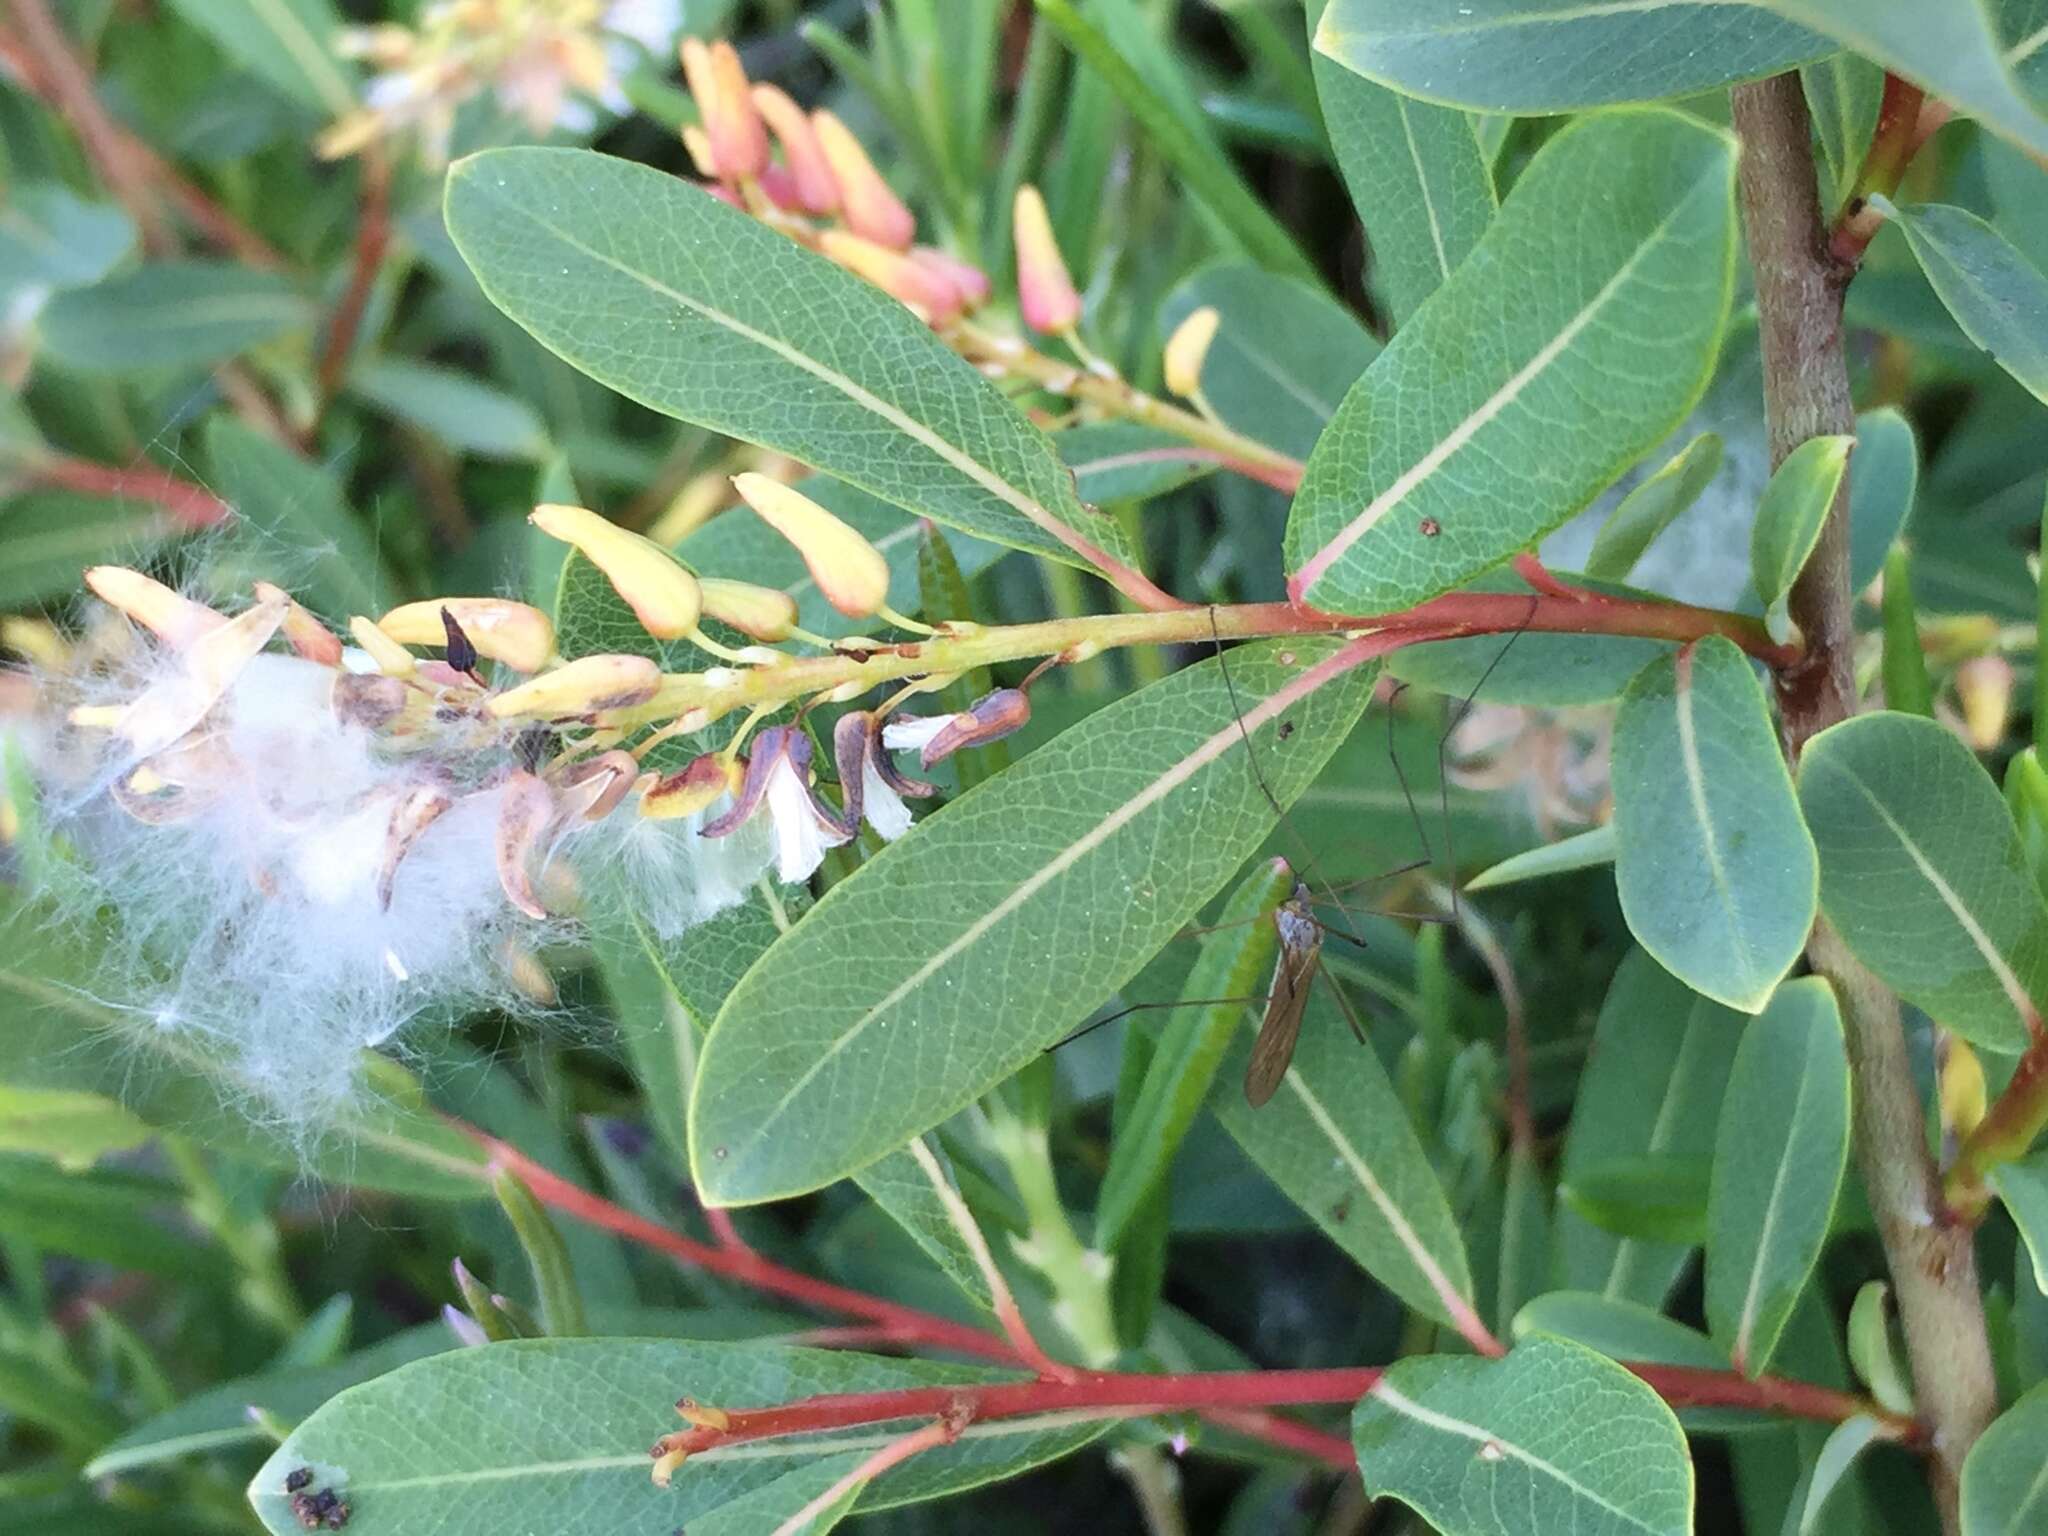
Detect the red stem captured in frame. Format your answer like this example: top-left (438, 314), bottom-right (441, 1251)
top-left (315, 152), bottom-right (392, 415)
top-left (25, 455), bottom-right (230, 529)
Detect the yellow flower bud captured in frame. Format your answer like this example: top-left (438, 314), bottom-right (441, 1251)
top-left (730, 474), bottom-right (890, 619)
top-left (751, 82), bottom-right (838, 214)
top-left (377, 598), bottom-right (556, 673)
top-left (679, 38), bottom-right (767, 181)
top-left (1012, 185), bottom-right (1081, 333)
top-left (349, 615), bottom-right (418, 678)
top-left (529, 504), bottom-right (703, 641)
top-left (681, 124), bottom-right (719, 180)
top-left (85, 566), bottom-right (227, 650)
top-left (486, 654), bottom-right (664, 719)
top-left (1, 616), bottom-right (67, 671)
top-left (818, 229), bottom-right (962, 323)
top-left (699, 577), bottom-right (799, 642)
top-left (1940, 1036), bottom-right (1987, 1141)
top-left (640, 754), bottom-right (742, 820)
top-left (1163, 305), bottom-right (1220, 399)
top-left (1954, 656), bottom-right (2014, 752)
top-left (811, 109), bottom-right (915, 248)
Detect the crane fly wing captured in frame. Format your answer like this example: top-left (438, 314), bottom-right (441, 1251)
top-left (1244, 908), bottom-right (1321, 1107)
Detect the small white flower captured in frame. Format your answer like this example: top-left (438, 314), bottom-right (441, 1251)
top-left (700, 725), bottom-right (848, 884)
top-left (833, 711), bottom-right (935, 843)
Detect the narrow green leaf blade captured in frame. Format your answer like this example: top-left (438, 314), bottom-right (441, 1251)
top-left (0, 185), bottom-right (135, 291)
top-left (851, 1138), bottom-right (997, 1314)
top-left (1750, 434), bottom-right (1854, 634)
top-left (204, 415), bottom-right (392, 620)
top-left (1212, 972), bottom-right (1475, 1329)
top-left (1159, 264), bottom-right (1379, 461)
top-left (444, 148), bottom-right (1138, 571)
top-left (164, 0), bottom-right (357, 114)
top-left (0, 491), bottom-right (176, 610)
top-left (1586, 433), bottom-right (1725, 582)
top-left (689, 639), bottom-right (1376, 1204)
top-left (1801, 53), bottom-right (1886, 195)
top-left (1561, 1155), bottom-right (1711, 1245)
top-left (1352, 1335), bottom-right (1694, 1536)
top-left (1883, 198), bottom-right (2048, 403)
top-left (38, 262), bottom-right (313, 374)
top-left (1314, 1), bottom-right (1827, 113)
top-left (1846, 407), bottom-right (1918, 595)
top-left (1308, 0), bottom-right (1496, 327)
top-left (1986, 1154), bottom-right (2048, 1294)
top-left (245, 1340), bottom-right (1102, 1534)
top-left (348, 356), bottom-right (553, 461)
top-left (1468, 824), bottom-right (1617, 891)
top-left (1612, 637), bottom-right (1817, 1012)
top-left (1285, 109), bottom-right (1737, 613)
top-left (0, 1085), bottom-right (150, 1170)
top-left (1960, 1381), bottom-right (2048, 1536)
top-left (1797, 712), bottom-right (2048, 1050)
top-left (1705, 978), bottom-right (1850, 1377)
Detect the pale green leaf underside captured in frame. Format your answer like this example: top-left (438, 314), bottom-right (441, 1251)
top-left (851, 1139), bottom-right (997, 1314)
top-left (443, 148), bottom-right (1136, 571)
top-left (1704, 978), bottom-right (1850, 1377)
top-left (1987, 1154), bottom-right (2048, 1295)
top-left (1750, 434), bottom-right (1853, 619)
top-left (1797, 711), bottom-right (2048, 1050)
top-left (1467, 824), bottom-right (1617, 891)
top-left (1314, 0), bottom-right (1828, 114)
top-left (1883, 198), bottom-right (2048, 404)
top-left (1353, 1335), bottom-right (1694, 1536)
top-left (690, 640), bottom-right (1376, 1204)
top-left (246, 1340), bottom-right (1102, 1535)
top-left (1212, 981), bottom-right (1476, 1327)
top-left (1585, 433), bottom-right (1725, 583)
top-left (1285, 109), bottom-right (1736, 614)
top-left (1959, 1381), bottom-right (2048, 1536)
top-left (1612, 637), bottom-right (1817, 1013)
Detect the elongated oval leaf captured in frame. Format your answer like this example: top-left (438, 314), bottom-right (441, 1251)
top-left (1561, 1155), bottom-right (1711, 1245)
top-left (1705, 978), bottom-right (1849, 1378)
top-left (1285, 109), bottom-right (1736, 614)
top-left (1797, 712), bottom-right (2048, 1051)
top-left (1093, 859), bottom-right (1291, 1254)
top-left (690, 639), bottom-right (1377, 1203)
top-left (1159, 264), bottom-right (1379, 461)
top-left (1586, 433), bottom-right (1725, 582)
top-left (1559, 949), bottom-right (1743, 1307)
top-left (38, 262), bottom-right (312, 374)
top-left (850, 1138), bottom-right (997, 1314)
top-left (0, 184), bottom-right (135, 292)
top-left (1212, 975), bottom-right (1475, 1328)
top-left (1881, 198), bottom-right (2048, 404)
top-left (1468, 824), bottom-right (1616, 891)
top-left (1353, 1335), bottom-right (1694, 1536)
top-left (1612, 637), bottom-right (1817, 1012)
top-left (1055, 422), bottom-right (1217, 505)
top-left (1750, 434), bottom-right (1854, 632)
top-left (246, 1340), bottom-right (1103, 1535)
top-left (1513, 1289), bottom-right (1766, 1434)
top-left (1987, 1154), bottom-right (2048, 1294)
top-left (1960, 1381), bottom-right (2048, 1536)
top-left (1314, 1), bottom-right (1827, 114)
top-left (1308, 0), bottom-right (1496, 327)
top-left (1846, 407), bottom-right (1918, 595)
top-left (1803, 53), bottom-right (1886, 194)
top-left (444, 148), bottom-right (1137, 571)
top-left (165, 0), bottom-right (357, 115)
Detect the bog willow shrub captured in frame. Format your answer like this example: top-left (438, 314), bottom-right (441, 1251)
top-left (4, 4), bottom-right (2048, 1535)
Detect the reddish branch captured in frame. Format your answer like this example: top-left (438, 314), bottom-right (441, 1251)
top-left (1826, 75), bottom-right (1952, 270)
top-left (315, 152), bottom-right (393, 415)
top-left (21, 454), bottom-right (230, 528)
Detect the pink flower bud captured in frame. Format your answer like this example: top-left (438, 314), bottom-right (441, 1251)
top-left (751, 82), bottom-right (838, 214)
top-left (85, 566), bottom-right (226, 649)
top-left (1012, 185), bottom-right (1081, 333)
top-left (811, 109), bottom-right (915, 248)
top-left (679, 38), bottom-right (768, 181)
top-left (909, 247), bottom-right (991, 312)
top-left (819, 230), bottom-right (962, 324)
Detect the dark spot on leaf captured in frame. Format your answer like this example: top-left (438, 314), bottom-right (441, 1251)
top-left (283, 1468), bottom-right (313, 1494)
top-left (1276, 719), bottom-right (1295, 742)
top-left (289, 1485), bottom-right (350, 1529)
top-left (1419, 517), bottom-right (1441, 538)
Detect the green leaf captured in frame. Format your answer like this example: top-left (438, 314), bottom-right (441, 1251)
top-left (689, 639), bottom-right (1377, 1204)
top-left (1467, 824), bottom-right (1616, 892)
top-left (164, 0), bottom-right (357, 115)
top-left (1783, 1415), bottom-right (1887, 1536)
top-left (1561, 1155), bottom-right (1711, 1245)
top-left (1846, 1281), bottom-right (1914, 1417)
top-left (1612, 637), bottom-right (1817, 1012)
top-left (348, 356), bottom-right (553, 461)
top-left (850, 1138), bottom-right (998, 1314)
top-left (245, 1340), bottom-right (1104, 1534)
top-left (1705, 978), bottom-right (1850, 1377)
top-left (1314, 1), bottom-right (1827, 113)
top-left (0, 1155), bottom-right (232, 1281)
top-left (444, 148), bottom-right (1138, 572)
top-left (0, 491), bottom-right (176, 609)
top-left (1093, 860), bottom-right (1292, 1255)
top-left (1585, 433), bottom-right (1725, 582)
top-left (1558, 949), bottom-right (1743, 1307)
top-left (1029, 0), bottom-right (1319, 282)
top-left (1054, 422), bottom-right (1218, 505)
top-left (1880, 198), bottom-right (2048, 404)
top-left (1797, 711), bottom-right (2048, 1051)
top-left (1960, 1381), bottom-right (2048, 1536)
top-left (37, 262), bottom-right (312, 373)
top-left (1212, 979), bottom-right (1476, 1328)
top-left (1755, 1), bottom-right (2048, 158)
top-left (1308, 0), bottom-right (1495, 327)
top-left (1352, 1335), bottom-right (1694, 1536)
top-left (1987, 1153), bottom-right (2048, 1294)
top-left (1750, 434), bottom-right (1854, 638)
top-left (0, 184), bottom-right (135, 292)
top-left (1847, 407), bottom-right (1919, 595)
top-left (1285, 109), bottom-right (1737, 613)
top-left (1801, 53), bottom-right (1886, 196)
top-left (492, 1168), bottom-right (587, 1337)
top-left (1514, 1291), bottom-right (1724, 1370)
top-left (1159, 264), bottom-right (1379, 461)
top-left (0, 1085), bottom-right (151, 1170)
top-left (203, 415), bottom-right (393, 620)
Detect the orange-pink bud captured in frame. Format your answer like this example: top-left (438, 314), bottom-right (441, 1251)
top-left (751, 82), bottom-right (838, 214)
top-left (730, 473), bottom-right (892, 620)
top-left (85, 566), bottom-right (226, 650)
top-left (811, 109), bottom-right (915, 248)
top-left (679, 38), bottom-right (767, 181)
top-left (819, 230), bottom-right (962, 324)
top-left (909, 247), bottom-right (991, 312)
top-left (1012, 185), bottom-right (1081, 333)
